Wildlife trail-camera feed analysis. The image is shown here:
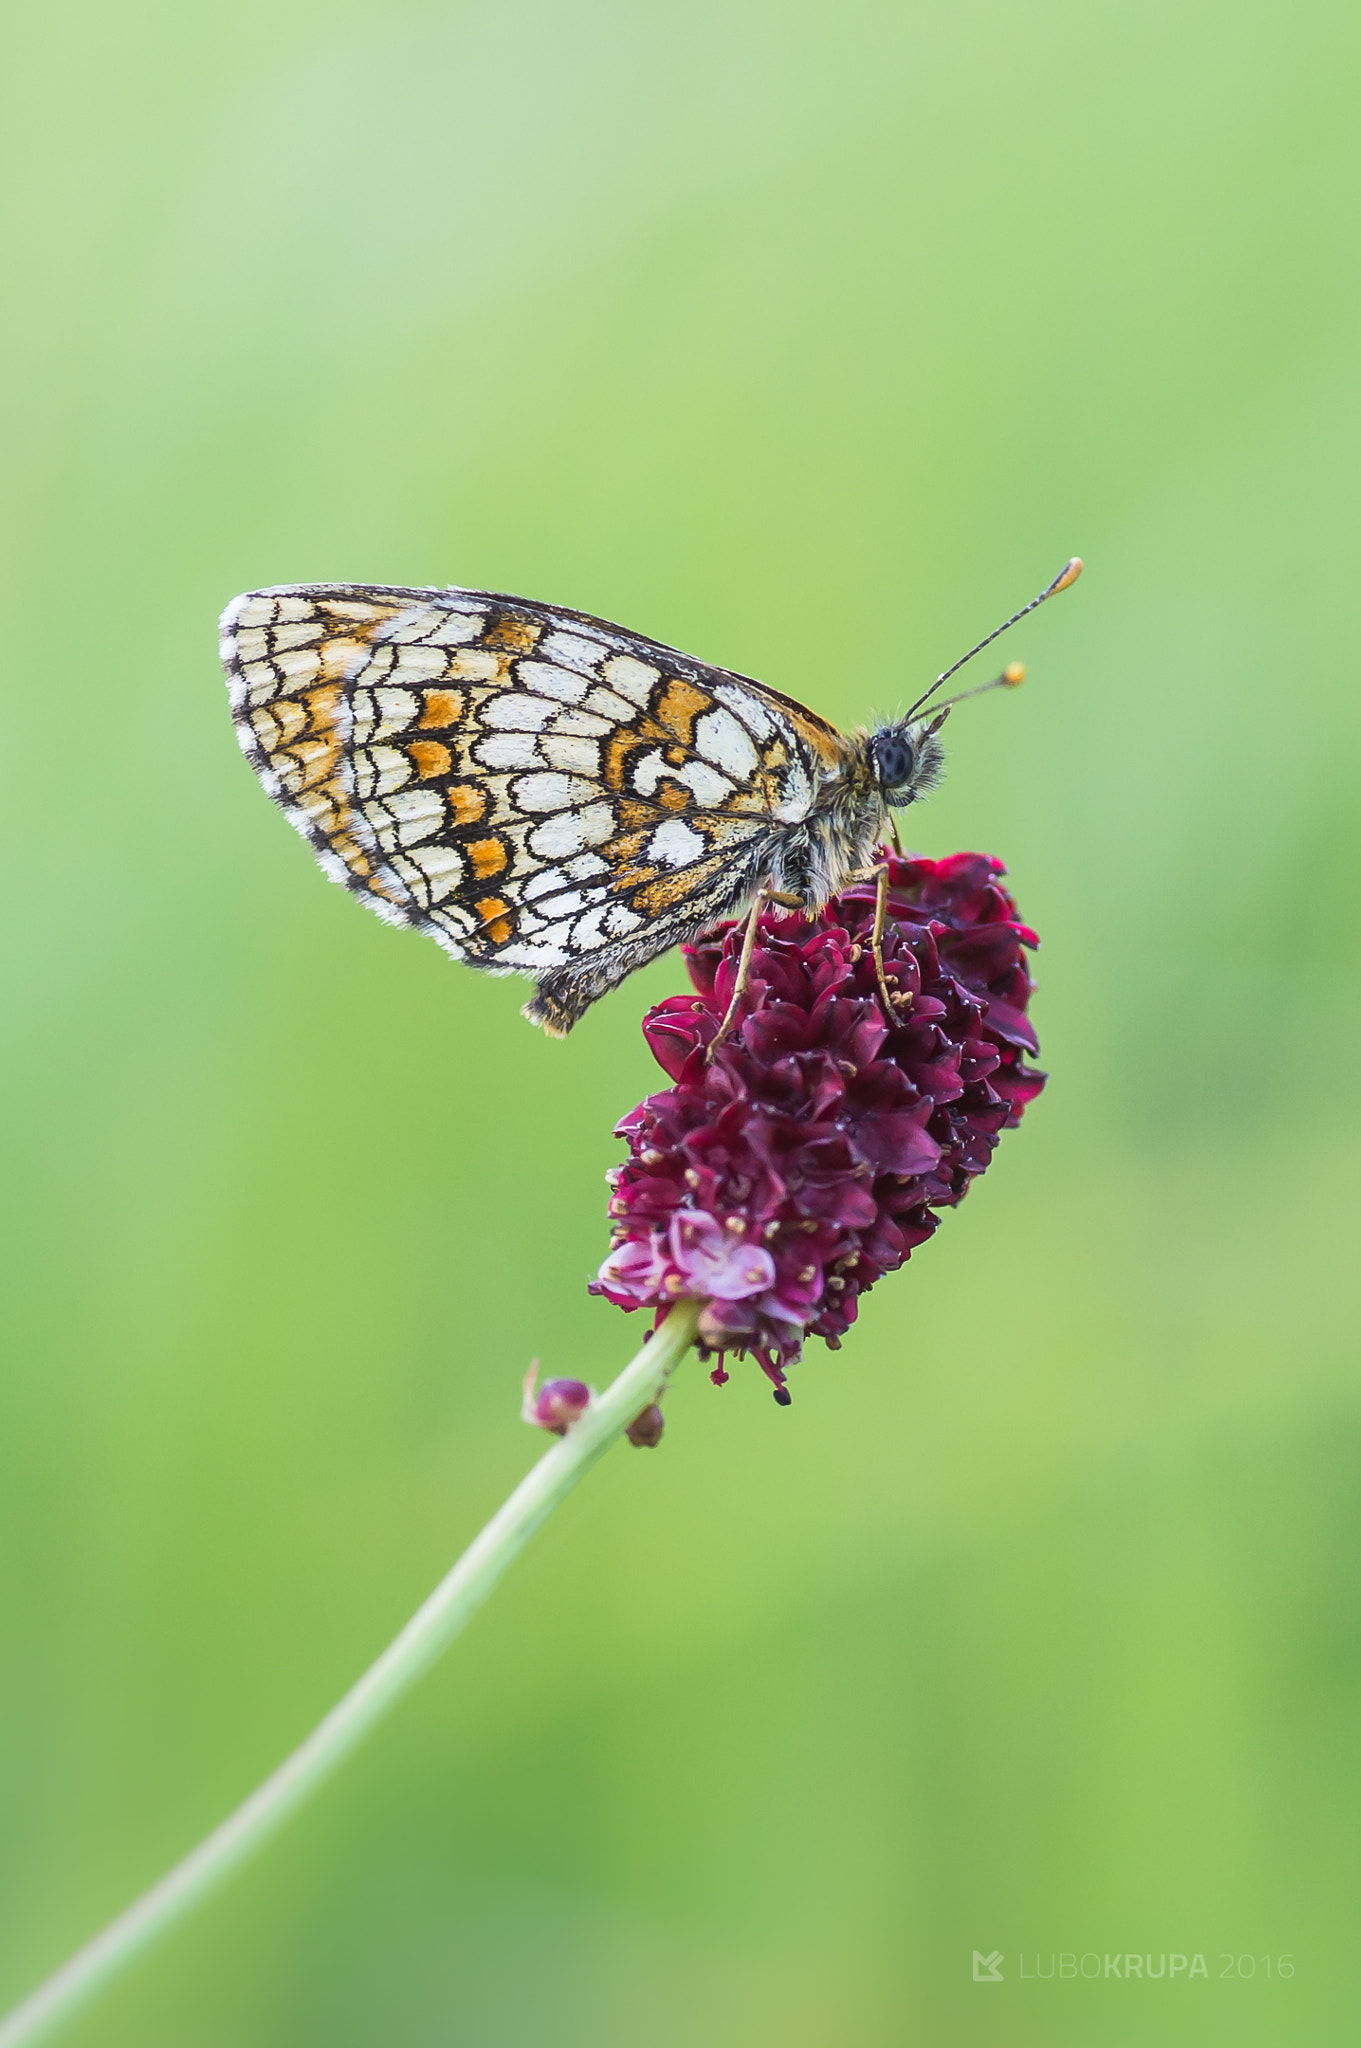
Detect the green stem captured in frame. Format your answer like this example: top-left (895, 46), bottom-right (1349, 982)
top-left (0, 1302), bottom-right (700, 2048)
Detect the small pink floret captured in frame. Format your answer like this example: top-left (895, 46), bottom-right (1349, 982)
top-left (667, 1212), bottom-right (777, 1300)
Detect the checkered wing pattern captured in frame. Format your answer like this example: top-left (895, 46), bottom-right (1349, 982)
top-left (220, 582), bottom-right (852, 1030)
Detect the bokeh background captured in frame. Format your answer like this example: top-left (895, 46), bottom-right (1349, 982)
top-left (3, 1), bottom-right (1360, 2042)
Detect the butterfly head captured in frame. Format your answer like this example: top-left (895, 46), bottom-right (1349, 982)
top-left (869, 720), bottom-right (946, 809)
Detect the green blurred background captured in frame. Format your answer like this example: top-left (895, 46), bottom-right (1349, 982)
top-left (3, 0), bottom-right (1360, 2041)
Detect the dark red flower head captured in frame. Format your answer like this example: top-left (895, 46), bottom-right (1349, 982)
top-left (590, 852), bottom-right (1046, 1402)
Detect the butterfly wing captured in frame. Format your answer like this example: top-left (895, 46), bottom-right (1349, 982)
top-left (220, 582), bottom-right (853, 1031)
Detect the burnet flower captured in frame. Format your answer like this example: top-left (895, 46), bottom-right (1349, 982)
top-left (592, 852), bottom-right (1045, 1402)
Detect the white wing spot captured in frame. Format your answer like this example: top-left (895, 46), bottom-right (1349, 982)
top-left (582, 685), bottom-right (637, 722)
top-left (514, 661), bottom-right (589, 705)
top-left (524, 917), bottom-right (574, 949)
top-left (512, 771), bottom-right (597, 813)
top-left (629, 748), bottom-right (669, 797)
top-left (565, 850), bottom-right (609, 879)
top-left (648, 819), bottom-right (705, 868)
top-left (602, 655), bottom-right (659, 706)
top-left (271, 622), bottom-right (323, 651)
top-left (695, 708), bottom-right (758, 781)
top-left (540, 732), bottom-right (601, 776)
top-left (392, 644), bottom-right (452, 679)
top-left (529, 888), bottom-right (588, 919)
top-left (570, 907), bottom-right (611, 952)
top-left (498, 942), bottom-right (569, 967)
top-left (427, 607), bottom-right (487, 645)
top-left (713, 681), bottom-right (775, 739)
top-left (357, 745), bottom-right (413, 797)
top-left (370, 688), bottom-right (419, 740)
top-left (275, 648), bottom-right (321, 682)
top-left (447, 648), bottom-right (503, 681)
top-left (408, 843), bottom-right (464, 899)
top-left (480, 693), bottom-right (556, 731)
top-left (540, 630), bottom-right (605, 676)
top-left (547, 708), bottom-right (613, 737)
top-left (773, 759), bottom-right (813, 823)
top-left (382, 787), bottom-right (446, 844)
top-left (384, 606), bottom-right (445, 644)
top-left (528, 803), bottom-right (614, 859)
top-left (475, 731), bottom-right (542, 770)
top-left (676, 759), bottom-right (734, 806)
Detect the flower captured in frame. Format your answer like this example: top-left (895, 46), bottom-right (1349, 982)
top-left (590, 851), bottom-right (1046, 1402)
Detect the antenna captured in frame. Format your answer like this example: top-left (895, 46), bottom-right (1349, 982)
top-left (906, 557), bottom-right (1083, 721)
top-left (923, 660), bottom-right (1026, 731)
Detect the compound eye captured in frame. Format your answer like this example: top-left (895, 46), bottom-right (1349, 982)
top-left (875, 733), bottom-right (915, 788)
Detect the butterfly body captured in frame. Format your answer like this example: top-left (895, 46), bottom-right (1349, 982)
top-left (220, 582), bottom-right (944, 1032)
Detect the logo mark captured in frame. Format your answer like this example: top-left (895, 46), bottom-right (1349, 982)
top-left (973, 1951), bottom-right (1004, 1982)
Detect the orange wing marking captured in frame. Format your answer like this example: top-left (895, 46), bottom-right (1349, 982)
top-left (473, 896), bottom-right (515, 944)
top-left (654, 678), bottom-right (712, 747)
top-left (447, 784), bottom-right (488, 826)
top-left (467, 838), bottom-right (508, 880)
top-left (407, 741), bottom-right (452, 779)
top-left (483, 616), bottom-right (541, 655)
top-left (418, 689), bottom-right (464, 728)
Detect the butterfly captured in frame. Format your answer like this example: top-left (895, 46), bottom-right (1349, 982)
top-left (220, 563), bottom-right (1079, 1034)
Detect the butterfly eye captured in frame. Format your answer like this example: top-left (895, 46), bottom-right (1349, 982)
top-left (873, 732), bottom-right (915, 790)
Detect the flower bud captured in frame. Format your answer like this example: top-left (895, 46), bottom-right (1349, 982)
top-left (625, 1403), bottom-right (665, 1448)
top-left (521, 1365), bottom-right (592, 1435)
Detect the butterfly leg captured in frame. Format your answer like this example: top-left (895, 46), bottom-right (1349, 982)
top-left (707, 884), bottom-right (771, 1059)
top-left (844, 862), bottom-right (908, 1023)
top-left (868, 862), bottom-right (905, 1019)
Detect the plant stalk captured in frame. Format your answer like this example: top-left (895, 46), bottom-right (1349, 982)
top-left (0, 1302), bottom-right (700, 2048)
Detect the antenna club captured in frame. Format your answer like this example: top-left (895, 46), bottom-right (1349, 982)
top-left (1002, 662), bottom-right (1026, 687)
top-left (904, 553), bottom-right (1085, 719)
